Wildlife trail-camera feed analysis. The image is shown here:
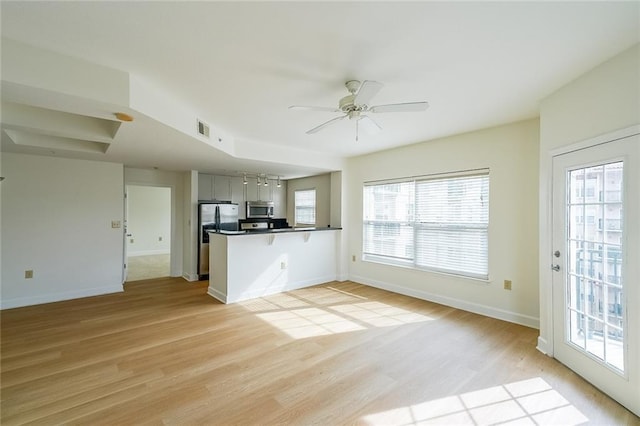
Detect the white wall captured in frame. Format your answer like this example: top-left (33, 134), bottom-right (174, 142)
top-left (286, 173), bottom-right (332, 228)
top-left (1, 153), bottom-right (124, 309)
top-left (126, 185), bottom-right (171, 256)
top-left (124, 167), bottom-right (187, 278)
top-left (537, 43), bottom-right (640, 354)
top-left (346, 119), bottom-right (540, 327)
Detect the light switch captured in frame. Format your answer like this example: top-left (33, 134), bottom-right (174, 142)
top-left (111, 220), bottom-right (121, 228)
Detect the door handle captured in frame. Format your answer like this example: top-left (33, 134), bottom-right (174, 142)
top-left (551, 264), bottom-right (560, 272)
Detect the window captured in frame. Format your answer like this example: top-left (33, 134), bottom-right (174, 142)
top-left (363, 171), bottom-right (490, 280)
top-left (295, 189), bottom-right (316, 226)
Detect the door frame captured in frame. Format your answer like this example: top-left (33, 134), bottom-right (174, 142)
top-left (538, 124), bottom-right (640, 357)
top-left (123, 183), bottom-right (175, 281)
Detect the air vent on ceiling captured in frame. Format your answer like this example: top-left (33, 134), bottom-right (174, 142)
top-left (197, 119), bottom-right (210, 138)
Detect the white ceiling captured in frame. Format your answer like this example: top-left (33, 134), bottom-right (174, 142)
top-left (1, 1), bottom-right (639, 178)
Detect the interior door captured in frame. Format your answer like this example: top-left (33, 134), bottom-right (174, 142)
top-left (552, 134), bottom-right (639, 415)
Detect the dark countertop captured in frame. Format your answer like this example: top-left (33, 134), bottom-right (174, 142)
top-left (208, 227), bottom-right (341, 236)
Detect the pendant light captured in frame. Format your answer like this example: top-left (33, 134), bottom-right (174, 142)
top-left (264, 175), bottom-right (269, 186)
top-left (243, 173), bottom-right (248, 185)
top-left (277, 176), bottom-right (281, 188)
top-left (257, 176), bottom-right (261, 186)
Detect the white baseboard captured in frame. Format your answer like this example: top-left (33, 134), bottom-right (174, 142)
top-left (350, 274), bottom-right (540, 329)
top-left (1, 284), bottom-right (124, 310)
top-left (182, 273), bottom-right (199, 282)
top-left (127, 250), bottom-right (170, 257)
top-left (207, 286), bottom-right (227, 303)
top-left (536, 336), bottom-right (552, 356)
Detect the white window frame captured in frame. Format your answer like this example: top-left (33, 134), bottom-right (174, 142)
top-left (363, 169), bottom-right (490, 280)
top-left (294, 188), bottom-right (316, 226)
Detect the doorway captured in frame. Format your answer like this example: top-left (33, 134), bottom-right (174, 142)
top-left (551, 134), bottom-right (639, 415)
top-left (125, 185), bottom-right (172, 281)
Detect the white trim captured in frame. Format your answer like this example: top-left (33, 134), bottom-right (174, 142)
top-left (0, 284), bottom-right (124, 310)
top-left (182, 272), bottom-right (199, 282)
top-left (537, 336), bottom-right (552, 356)
top-left (207, 286), bottom-right (227, 303)
top-left (539, 124), bottom-right (639, 364)
top-left (550, 125), bottom-right (640, 157)
top-left (351, 274), bottom-right (539, 329)
top-left (364, 167), bottom-right (490, 186)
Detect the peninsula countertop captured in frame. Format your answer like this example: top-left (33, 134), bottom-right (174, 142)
top-left (208, 227), bottom-right (341, 236)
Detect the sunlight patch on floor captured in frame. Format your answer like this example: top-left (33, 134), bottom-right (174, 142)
top-left (257, 308), bottom-right (365, 339)
top-left (361, 377), bottom-right (588, 426)
top-left (249, 287), bottom-right (433, 339)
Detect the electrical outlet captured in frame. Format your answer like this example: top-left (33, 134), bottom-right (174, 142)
top-left (111, 220), bottom-right (121, 228)
top-left (504, 280), bottom-right (512, 290)
top-left (352, 255), bottom-right (356, 262)
top-left (280, 262), bottom-right (287, 270)
top-left (25, 270), bottom-right (33, 279)
top-left (130, 238), bottom-right (134, 244)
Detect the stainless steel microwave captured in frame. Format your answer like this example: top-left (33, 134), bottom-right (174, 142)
top-left (246, 201), bottom-right (274, 218)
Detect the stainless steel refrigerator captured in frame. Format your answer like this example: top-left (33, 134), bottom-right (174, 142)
top-left (198, 202), bottom-right (239, 279)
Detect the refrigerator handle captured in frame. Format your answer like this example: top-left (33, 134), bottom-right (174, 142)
top-left (215, 205), bottom-right (220, 232)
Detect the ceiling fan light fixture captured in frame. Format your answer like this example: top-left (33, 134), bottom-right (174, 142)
top-left (290, 79), bottom-right (428, 141)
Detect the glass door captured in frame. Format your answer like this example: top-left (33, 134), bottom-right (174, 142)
top-left (552, 134), bottom-right (639, 415)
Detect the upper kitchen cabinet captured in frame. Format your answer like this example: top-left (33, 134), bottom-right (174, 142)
top-left (214, 176), bottom-right (231, 201)
top-left (246, 177), bottom-right (259, 202)
top-left (198, 174), bottom-right (213, 201)
top-left (198, 173), bottom-right (232, 201)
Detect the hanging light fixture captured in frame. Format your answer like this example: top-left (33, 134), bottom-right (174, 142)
top-left (277, 176), bottom-right (281, 188)
top-left (264, 175), bottom-right (269, 186)
top-left (243, 173), bottom-right (248, 185)
top-left (257, 175), bottom-right (261, 186)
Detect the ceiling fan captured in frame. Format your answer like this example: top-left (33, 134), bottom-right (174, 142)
top-left (289, 80), bottom-right (428, 141)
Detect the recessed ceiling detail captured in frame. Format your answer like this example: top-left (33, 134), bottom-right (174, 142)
top-left (3, 129), bottom-right (110, 154)
top-left (1, 102), bottom-right (121, 155)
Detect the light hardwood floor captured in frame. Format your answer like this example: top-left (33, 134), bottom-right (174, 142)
top-left (1, 279), bottom-right (638, 425)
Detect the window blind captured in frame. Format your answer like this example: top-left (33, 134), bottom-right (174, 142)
top-left (295, 189), bottom-right (316, 225)
top-left (363, 171), bottom-right (489, 280)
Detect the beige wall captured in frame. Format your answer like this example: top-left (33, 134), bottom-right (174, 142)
top-left (346, 119), bottom-right (540, 327)
top-left (1, 153), bottom-right (124, 309)
top-left (286, 173), bottom-right (332, 228)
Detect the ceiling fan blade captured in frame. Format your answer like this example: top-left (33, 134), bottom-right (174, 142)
top-left (354, 80), bottom-right (383, 106)
top-left (370, 101), bottom-right (429, 113)
top-left (289, 105), bottom-right (341, 113)
top-left (306, 115), bottom-right (347, 134)
top-left (358, 115), bottom-right (382, 135)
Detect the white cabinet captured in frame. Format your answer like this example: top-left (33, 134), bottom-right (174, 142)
top-left (246, 178), bottom-right (259, 202)
top-left (199, 174), bottom-right (234, 202)
top-left (198, 174), bottom-right (213, 201)
top-left (213, 176), bottom-right (231, 201)
top-left (198, 174), bottom-right (285, 218)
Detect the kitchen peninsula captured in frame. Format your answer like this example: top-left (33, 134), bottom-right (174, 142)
top-left (207, 228), bottom-right (341, 303)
